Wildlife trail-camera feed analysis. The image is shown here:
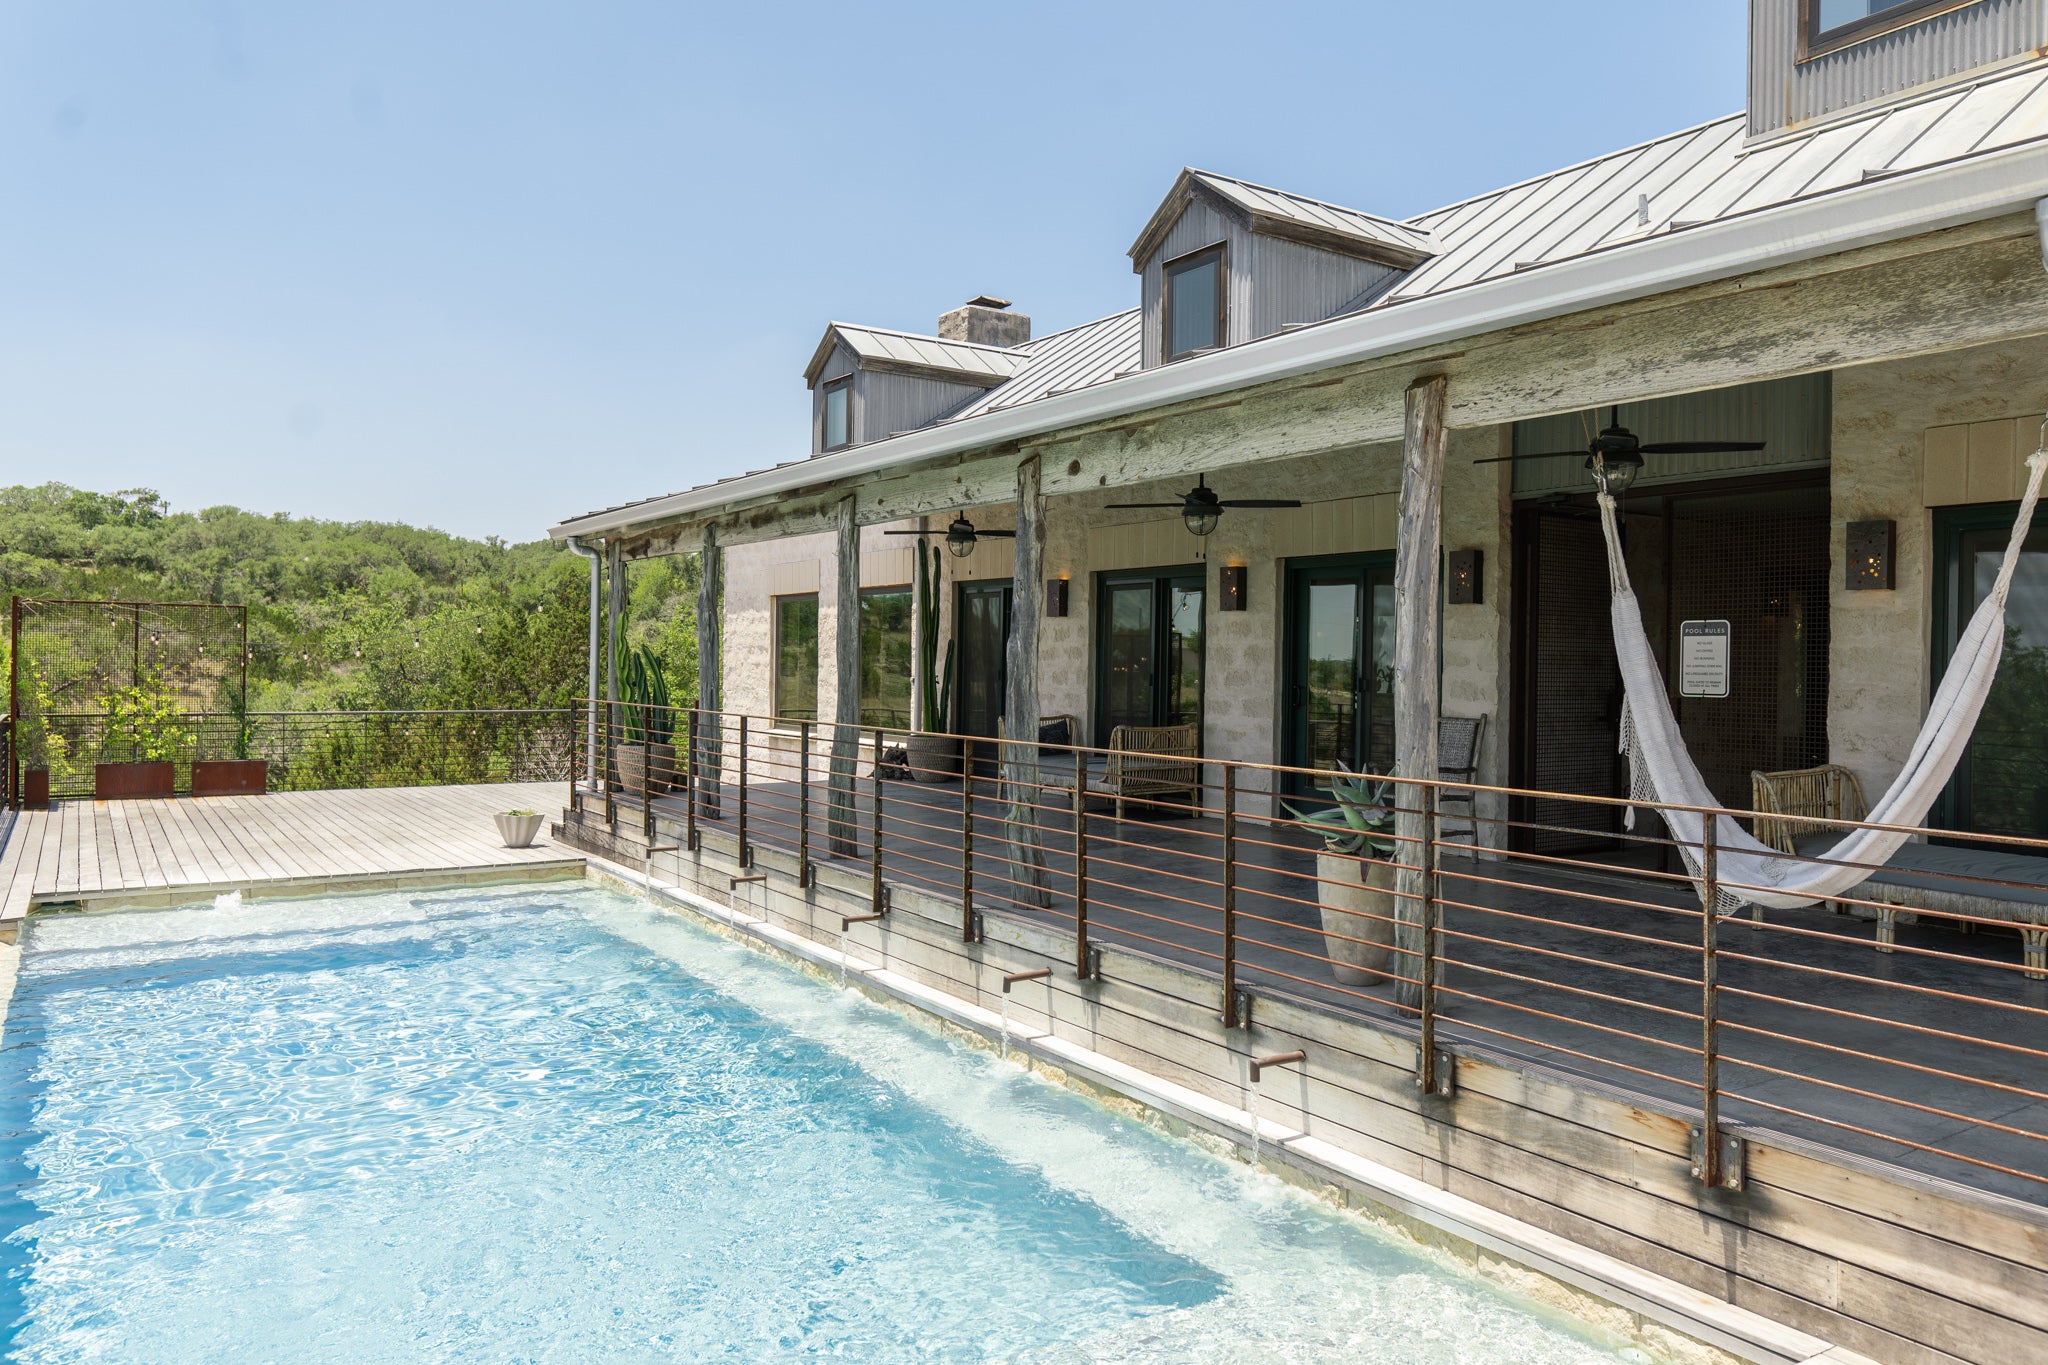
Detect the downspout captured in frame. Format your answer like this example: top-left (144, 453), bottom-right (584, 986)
top-left (566, 536), bottom-right (602, 786)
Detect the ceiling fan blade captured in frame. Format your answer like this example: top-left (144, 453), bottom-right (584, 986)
top-left (880, 529), bottom-right (935, 536)
top-left (975, 529), bottom-right (1017, 537)
top-left (1638, 440), bottom-right (1767, 454)
top-left (1103, 502), bottom-right (1180, 509)
top-left (1217, 499), bottom-right (1302, 508)
top-left (1472, 449), bottom-right (1587, 465)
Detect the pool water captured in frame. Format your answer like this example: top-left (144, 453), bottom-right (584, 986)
top-left (0, 884), bottom-right (1626, 1362)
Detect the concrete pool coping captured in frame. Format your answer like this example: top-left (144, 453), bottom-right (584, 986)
top-left (579, 855), bottom-right (1879, 1365)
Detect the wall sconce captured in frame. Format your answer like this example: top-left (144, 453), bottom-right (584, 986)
top-left (1447, 549), bottom-right (1482, 605)
top-left (1046, 577), bottom-right (1070, 617)
top-left (1846, 520), bottom-right (1895, 591)
top-left (1219, 564), bottom-right (1248, 611)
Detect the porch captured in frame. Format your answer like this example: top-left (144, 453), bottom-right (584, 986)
top-left (586, 715), bottom-right (2048, 1210)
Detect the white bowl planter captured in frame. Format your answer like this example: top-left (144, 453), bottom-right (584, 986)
top-left (495, 810), bottom-right (545, 849)
top-left (1315, 851), bottom-right (1398, 986)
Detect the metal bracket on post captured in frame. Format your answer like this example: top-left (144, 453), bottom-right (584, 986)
top-left (966, 910), bottom-right (986, 944)
top-left (1231, 987), bottom-right (1255, 1032)
top-left (1691, 1125), bottom-right (1747, 1192)
top-left (1416, 1047), bottom-right (1456, 1098)
top-left (1084, 945), bottom-right (1102, 983)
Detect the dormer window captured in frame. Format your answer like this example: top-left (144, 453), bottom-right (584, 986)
top-left (1804, 0), bottom-right (1975, 55)
top-left (1163, 245), bottom-right (1225, 360)
top-left (822, 377), bottom-right (851, 451)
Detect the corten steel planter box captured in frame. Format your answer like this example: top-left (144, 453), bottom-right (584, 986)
top-left (94, 761), bottom-right (176, 801)
top-left (191, 759), bottom-right (268, 797)
top-left (22, 769), bottom-right (50, 809)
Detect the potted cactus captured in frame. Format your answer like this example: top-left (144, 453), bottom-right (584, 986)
top-left (611, 618), bottom-right (675, 796)
top-left (904, 542), bottom-right (960, 784)
top-left (1286, 765), bottom-right (1399, 986)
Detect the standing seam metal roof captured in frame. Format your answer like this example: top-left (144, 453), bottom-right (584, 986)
top-left (566, 57), bottom-right (2048, 530)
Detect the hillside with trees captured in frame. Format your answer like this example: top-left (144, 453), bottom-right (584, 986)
top-left (0, 483), bottom-right (695, 715)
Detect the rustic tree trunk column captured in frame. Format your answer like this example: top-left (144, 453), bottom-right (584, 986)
top-left (1002, 454), bottom-right (1050, 905)
top-left (1393, 375), bottom-right (1447, 1012)
top-left (828, 496), bottom-right (861, 856)
top-left (697, 524), bottom-right (722, 817)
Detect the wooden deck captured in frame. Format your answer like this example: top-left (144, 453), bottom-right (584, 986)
top-left (0, 782), bottom-right (579, 921)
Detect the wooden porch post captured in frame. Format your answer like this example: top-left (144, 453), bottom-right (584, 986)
top-left (696, 523), bottom-right (722, 818)
top-left (828, 495), bottom-right (861, 856)
top-left (1002, 453), bottom-right (1051, 905)
top-left (1393, 375), bottom-right (1447, 1012)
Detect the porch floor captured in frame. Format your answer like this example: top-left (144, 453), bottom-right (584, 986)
top-left (630, 772), bottom-right (2048, 1207)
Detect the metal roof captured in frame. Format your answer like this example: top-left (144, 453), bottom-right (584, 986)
top-left (1191, 170), bottom-right (1438, 261)
top-left (556, 58), bottom-right (2048, 539)
top-left (801, 321), bottom-right (1028, 388)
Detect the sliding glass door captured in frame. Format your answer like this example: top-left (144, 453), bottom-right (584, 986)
top-left (1282, 553), bottom-right (1395, 795)
top-left (1936, 504), bottom-right (2048, 843)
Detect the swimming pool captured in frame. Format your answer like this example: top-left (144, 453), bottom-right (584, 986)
top-left (0, 883), bottom-right (1628, 1361)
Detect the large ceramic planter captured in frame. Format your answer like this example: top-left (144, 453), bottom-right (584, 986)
top-left (904, 731), bottom-right (962, 784)
top-left (1315, 851), bottom-right (1398, 986)
top-left (191, 759), bottom-right (267, 797)
top-left (495, 810), bottom-right (545, 848)
top-left (613, 743), bottom-right (675, 796)
top-left (22, 769), bottom-right (49, 809)
top-left (94, 761), bottom-right (176, 801)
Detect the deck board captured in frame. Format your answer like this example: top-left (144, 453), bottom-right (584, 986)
top-left (0, 783), bottom-right (576, 920)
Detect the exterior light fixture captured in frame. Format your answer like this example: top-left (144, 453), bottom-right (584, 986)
top-left (1587, 451), bottom-right (1642, 496)
top-left (1219, 564), bottom-right (1247, 611)
top-left (945, 518), bottom-right (978, 558)
top-left (1846, 520), bottom-right (1896, 590)
top-left (1182, 486), bottom-right (1223, 538)
top-left (1046, 578), bottom-right (1070, 617)
top-left (1447, 549), bottom-right (1482, 605)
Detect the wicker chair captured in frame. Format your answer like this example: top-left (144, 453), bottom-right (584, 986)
top-left (1437, 715), bottom-right (1487, 847)
top-left (1100, 723), bottom-right (1201, 819)
top-left (1749, 763), bottom-right (1869, 855)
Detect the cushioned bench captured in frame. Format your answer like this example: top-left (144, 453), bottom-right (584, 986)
top-left (1793, 834), bottom-right (2048, 979)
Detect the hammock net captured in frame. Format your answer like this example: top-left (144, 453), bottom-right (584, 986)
top-left (1597, 443), bottom-right (2047, 912)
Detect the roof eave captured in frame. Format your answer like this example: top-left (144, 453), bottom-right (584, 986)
top-left (553, 143), bottom-right (2048, 542)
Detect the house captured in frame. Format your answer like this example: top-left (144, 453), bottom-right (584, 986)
top-left (549, 6), bottom-right (2048, 1359)
top-left (555, 0), bottom-right (2048, 859)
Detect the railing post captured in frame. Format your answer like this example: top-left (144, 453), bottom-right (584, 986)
top-left (797, 720), bottom-right (812, 886)
top-left (684, 708), bottom-right (699, 853)
top-left (641, 707), bottom-right (655, 845)
top-left (1694, 814), bottom-right (1732, 1188)
top-left (960, 737), bottom-right (977, 942)
top-left (737, 714), bottom-right (751, 869)
top-left (1220, 765), bottom-right (1239, 1027)
top-left (1415, 782), bottom-right (1444, 1095)
top-left (603, 701), bottom-right (617, 830)
top-left (870, 727), bottom-right (886, 915)
top-left (1074, 765), bottom-right (1092, 980)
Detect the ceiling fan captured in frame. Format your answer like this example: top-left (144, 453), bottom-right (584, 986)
top-left (883, 514), bottom-right (1016, 559)
top-left (1105, 474), bottom-right (1301, 537)
top-left (1475, 407), bottom-right (1765, 494)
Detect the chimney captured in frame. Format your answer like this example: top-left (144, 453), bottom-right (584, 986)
top-left (937, 295), bottom-right (1030, 348)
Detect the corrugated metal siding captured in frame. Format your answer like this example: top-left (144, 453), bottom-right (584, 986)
top-left (1248, 236), bottom-right (1398, 340)
top-left (811, 345), bottom-right (856, 454)
top-left (1139, 194), bottom-right (1250, 369)
top-left (1749, 0), bottom-right (2048, 138)
top-left (1509, 372), bottom-right (1831, 496)
top-left (854, 370), bottom-right (990, 442)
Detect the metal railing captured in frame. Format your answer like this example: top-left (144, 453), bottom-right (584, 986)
top-left (14, 708), bottom-right (576, 801)
top-left (573, 700), bottom-right (2048, 1205)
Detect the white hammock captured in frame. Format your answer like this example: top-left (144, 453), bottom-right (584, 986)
top-left (1597, 443), bottom-right (2047, 912)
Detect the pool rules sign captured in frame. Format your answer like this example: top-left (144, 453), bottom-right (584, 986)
top-left (1679, 620), bottom-right (1731, 698)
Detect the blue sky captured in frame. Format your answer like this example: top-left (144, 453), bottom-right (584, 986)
top-left (1, 3), bottom-right (1748, 542)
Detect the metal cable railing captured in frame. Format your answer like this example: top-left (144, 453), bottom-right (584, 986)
top-left (574, 699), bottom-right (2048, 1203)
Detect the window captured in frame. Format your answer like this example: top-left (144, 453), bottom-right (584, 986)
top-left (859, 587), bottom-right (914, 729)
top-left (773, 594), bottom-right (819, 721)
top-left (1934, 503), bottom-right (2048, 843)
top-left (821, 378), bottom-right (851, 452)
top-left (1162, 245), bottom-right (1224, 360)
top-left (1805, 0), bottom-right (1968, 51)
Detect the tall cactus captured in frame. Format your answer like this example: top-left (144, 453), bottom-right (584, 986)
top-left (915, 541), bottom-right (954, 734)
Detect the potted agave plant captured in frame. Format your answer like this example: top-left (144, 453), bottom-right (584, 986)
top-left (1286, 764), bottom-right (1399, 987)
top-left (904, 542), bottom-right (960, 784)
top-left (610, 618), bottom-right (675, 796)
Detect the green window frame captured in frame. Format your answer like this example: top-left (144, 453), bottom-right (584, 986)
top-left (1932, 500), bottom-right (2048, 842)
top-left (773, 593), bottom-right (819, 722)
top-left (859, 586), bottom-right (914, 730)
